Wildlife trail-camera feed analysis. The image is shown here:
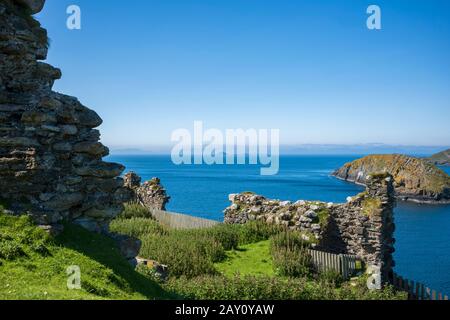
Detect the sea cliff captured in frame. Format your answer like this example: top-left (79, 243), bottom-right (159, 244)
top-left (428, 149), bottom-right (450, 166)
top-left (332, 154), bottom-right (450, 204)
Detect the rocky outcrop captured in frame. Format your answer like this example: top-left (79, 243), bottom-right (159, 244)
top-left (224, 174), bottom-right (396, 283)
top-left (428, 149), bottom-right (450, 166)
top-left (0, 0), bottom-right (130, 232)
top-left (332, 154), bottom-right (450, 204)
top-left (124, 172), bottom-right (170, 211)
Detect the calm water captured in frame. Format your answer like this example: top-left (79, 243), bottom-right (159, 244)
top-left (108, 155), bottom-right (450, 294)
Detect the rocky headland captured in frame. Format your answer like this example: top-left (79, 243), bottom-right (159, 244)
top-left (332, 154), bottom-right (450, 204)
top-left (427, 149), bottom-right (450, 166)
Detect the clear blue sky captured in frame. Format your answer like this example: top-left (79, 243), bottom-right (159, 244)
top-left (36, 0), bottom-right (450, 149)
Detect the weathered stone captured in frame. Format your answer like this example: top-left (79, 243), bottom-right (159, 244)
top-left (0, 137), bottom-right (40, 147)
top-left (0, 1), bottom-right (127, 234)
top-left (124, 173), bottom-right (170, 211)
top-left (74, 141), bottom-right (109, 156)
top-left (111, 234), bottom-right (142, 260)
top-left (59, 124), bottom-right (78, 135)
top-left (84, 206), bottom-right (122, 219)
top-left (22, 110), bottom-right (56, 124)
top-left (75, 162), bottom-right (125, 178)
top-left (124, 172), bottom-right (141, 189)
top-left (15, 0), bottom-right (45, 14)
top-left (42, 192), bottom-right (84, 211)
top-left (53, 142), bottom-right (72, 152)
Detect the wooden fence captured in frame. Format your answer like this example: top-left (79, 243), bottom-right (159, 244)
top-left (308, 249), bottom-right (359, 280)
top-left (150, 209), bottom-right (220, 230)
top-left (390, 272), bottom-right (449, 301)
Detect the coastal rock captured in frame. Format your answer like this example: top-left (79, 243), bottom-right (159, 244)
top-left (0, 0), bottom-right (130, 232)
top-left (332, 154), bottom-right (450, 204)
top-left (427, 149), bottom-right (450, 166)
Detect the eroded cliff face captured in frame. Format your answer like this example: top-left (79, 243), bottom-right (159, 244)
top-left (224, 174), bottom-right (396, 282)
top-left (428, 149), bottom-right (450, 166)
top-left (332, 154), bottom-right (450, 204)
top-left (0, 0), bottom-right (131, 232)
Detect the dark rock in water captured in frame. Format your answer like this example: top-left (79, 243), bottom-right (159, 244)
top-left (0, 0), bottom-right (131, 231)
top-left (427, 149), bottom-right (450, 166)
top-left (332, 154), bottom-right (450, 204)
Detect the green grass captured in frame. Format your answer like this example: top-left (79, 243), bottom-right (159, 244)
top-left (215, 240), bottom-right (275, 277)
top-left (361, 197), bottom-right (382, 216)
top-left (0, 211), bottom-right (171, 300)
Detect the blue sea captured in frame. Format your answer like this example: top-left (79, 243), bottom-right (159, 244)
top-left (108, 155), bottom-right (450, 294)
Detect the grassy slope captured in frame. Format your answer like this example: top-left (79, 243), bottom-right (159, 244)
top-left (0, 212), bottom-right (171, 300)
top-left (214, 240), bottom-right (275, 277)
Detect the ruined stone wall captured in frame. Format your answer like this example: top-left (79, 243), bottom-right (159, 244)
top-left (224, 174), bottom-right (396, 282)
top-left (124, 172), bottom-right (170, 211)
top-left (0, 0), bottom-right (130, 233)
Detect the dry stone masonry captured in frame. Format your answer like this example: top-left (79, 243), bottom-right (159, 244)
top-left (124, 172), bottom-right (170, 211)
top-left (224, 173), bottom-right (396, 282)
top-left (0, 0), bottom-right (130, 233)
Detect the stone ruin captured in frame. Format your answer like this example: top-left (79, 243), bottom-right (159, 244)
top-left (0, 0), bottom-right (131, 233)
top-left (124, 172), bottom-right (170, 211)
top-left (224, 174), bottom-right (396, 282)
top-left (1, 0), bottom-right (397, 281)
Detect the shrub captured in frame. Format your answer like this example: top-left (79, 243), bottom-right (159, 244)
top-left (0, 212), bottom-right (50, 261)
top-left (117, 202), bottom-right (153, 220)
top-left (237, 221), bottom-right (284, 245)
top-left (164, 274), bottom-right (406, 300)
top-left (0, 240), bottom-right (26, 260)
top-left (182, 224), bottom-right (240, 251)
top-left (109, 217), bottom-right (168, 238)
top-left (316, 270), bottom-right (344, 287)
top-left (139, 232), bottom-right (222, 278)
top-left (164, 275), bottom-right (311, 300)
top-left (270, 231), bottom-right (313, 277)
